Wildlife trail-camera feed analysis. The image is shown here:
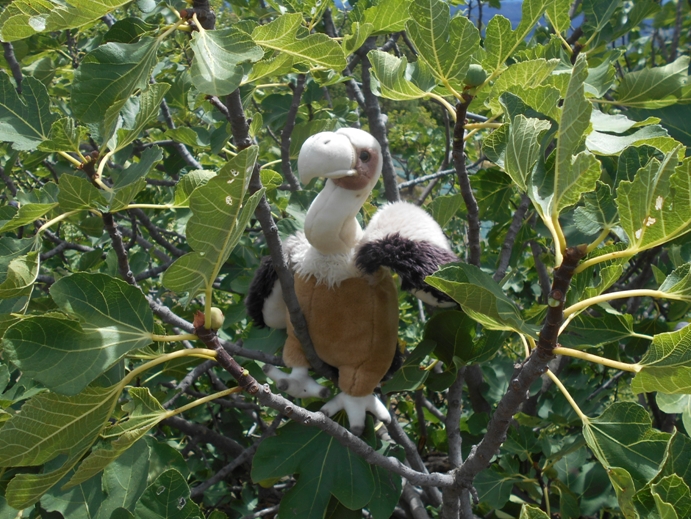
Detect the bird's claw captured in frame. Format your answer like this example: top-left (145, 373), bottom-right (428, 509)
top-left (263, 365), bottom-right (330, 399)
top-left (320, 393), bottom-right (391, 436)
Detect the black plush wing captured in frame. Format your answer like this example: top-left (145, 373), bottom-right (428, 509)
top-left (355, 232), bottom-right (458, 305)
top-left (245, 255), bottom-right (279, 328)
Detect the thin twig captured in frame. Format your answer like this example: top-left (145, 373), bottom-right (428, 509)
top-left (669, 0), bottom-right (684, 61)
top-left (103, 213), bottom-right (138, 286)
top-left (189, 415), bottom-right (283, 499)
top-left (529, 240), bottom-right (551, 301)
top-left (280, 74), bottom-right (306, 190)
top-left (129, 208), bottom-right (186, 257)
top-left (159, 97), bottom-right (203, 170)
top-left (493, 194), bottom-right (531, 282)
top-left (161, 415), bottom-right (245, 457)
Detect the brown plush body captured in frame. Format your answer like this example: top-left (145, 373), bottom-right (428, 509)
top-left (283, 270), bottom-right (399, 396)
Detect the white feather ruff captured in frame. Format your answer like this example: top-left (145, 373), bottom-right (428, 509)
top-left (286, 232), bottom-right (358, 287)
top-left (361, 201), bottom-right (451, 251)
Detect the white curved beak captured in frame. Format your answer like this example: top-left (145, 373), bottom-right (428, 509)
top-left (297, 131), bottom-right (357, 184)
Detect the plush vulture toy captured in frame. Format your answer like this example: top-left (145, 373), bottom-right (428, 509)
top-left (246, 128), bottom-right (457, 434)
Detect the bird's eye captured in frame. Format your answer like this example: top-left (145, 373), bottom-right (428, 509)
top-left (359, 150), bottom-right (371, 162)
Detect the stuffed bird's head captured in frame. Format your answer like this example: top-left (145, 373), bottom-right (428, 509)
top-left (297, 128), bottom-right (382, 191)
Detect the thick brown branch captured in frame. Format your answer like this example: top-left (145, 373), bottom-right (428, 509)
top-left (453, 97), bottom-right (481, 266)
top-left (225, 89), bottom-right (333, 379)
top-left (194, 324), bottom-right (453, 488)
top-left (455, 245), bottom-right (586, 493)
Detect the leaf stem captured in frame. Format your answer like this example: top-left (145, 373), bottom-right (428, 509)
top-left (164, 386), bottom-right (242, 418)
top-left (120, 348), bottom-right (218, 390)
top-left (586, 227), bottom-right (612, 253)
top-left (158, 18), bottom-right (186, 42)
top-left (36, 210), bottom-right (82, 233)
top-left (464, 113), bottom-right (501, 142)
top-left (121, 203), bottom-right (175, 211)
top-left (57, 151), bottom-right (83, 167)
top-left (94, 150), bottom-right (115, 192)
top-left (151, 333), bottom-right (198, 342)
top-left (427, 93), bottom-right (457, 121)
top-left (574, 249), bottom-right (634, 274)
top-left (563, 289), bottom-right (684, 317)
top-left (545, 13), bottom-right (573, 56)
top-left (204, 285), bottom-right (213, 329)
top-left (545, 369), bottom-right (588, 422)
top-left (221, 147), bottom-right (237, 157)
top-left (464, 122), bottom-right (502, 130)
top-left (260, 159), bottom-right (282, 169)
top-left (553, 347), bottom-right (641, 373)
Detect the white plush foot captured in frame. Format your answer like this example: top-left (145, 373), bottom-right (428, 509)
top-left (320, 393), bottom-right (391, 436)
top-left (262, 366), bottom-right (330, 399)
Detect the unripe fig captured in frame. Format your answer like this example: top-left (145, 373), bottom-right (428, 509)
top-left (464, 64), bottom-right (487, 87)
top-left (209, 307), bottom-right (224, 329)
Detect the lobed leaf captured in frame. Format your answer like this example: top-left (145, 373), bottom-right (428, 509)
top-left (190, 26), bottom-right (263, 96)
top-left (0, 0), bottom-right (131, 42)
top-left (632, 324), bottom-right (691, 394)
top-left (405, 0), bottom-right (480, 90)
top-left (134, 469), bottom-right (200, 519)
top-left (164, 147), bottom-right (264, 297)
top-left (251, 13), bottom-right (345, 71)
top-left (4, 273), bottom-right (154, 395)
top-left (582, 402), bottom-right (670, 489)
top-left (0, 385), bottom-right (121, 509)
top-left (615, 56), bottom-right (691, 109)
top-left (617, 151), bottom-right (691, 253)
top-left (72, 37), bottom-right (160, 126)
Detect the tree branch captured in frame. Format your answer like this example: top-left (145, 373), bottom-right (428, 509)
top-left (161, 415), bottom-right (245, 457)
top-left (159, 97), bottom-right (203, 170)
top-left (455, 245), bottom-right (587, 494)
top-left (360, 44), bottom-right (400, 203)
top-left (190, 415), bottom-right (282, 499)
top-left (280, 74), bottom-right (306, 191)
top-left (453, 96), bottom-right (481, 266)
top-left (129, 208), bottom-right (186, 257)
top-left (2, 42), bottom-right (23, 93)
top-left (103, 213), bottom-right (137, 286)
top-left (493, 194), bottom-right (531, 282)
top-left (194, 322), bottom-right (454, 488)
top-left (442, 369), bottom-right (465, 519)
top-left (225, 88), bottom-right (334, 380)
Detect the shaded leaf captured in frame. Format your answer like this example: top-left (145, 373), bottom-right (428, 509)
top-left (0, 385), bottom-right (121, 509)
top-left (0, 73), bottom-right (57, 151)
top-left (134, 469), bottom-right (200, 519)
top-left (4, 273), bottom-right (153, 395)
top-left (426, 264), bottom-right (539, 336)
top-left (582, 402), bottom-right (670, 488)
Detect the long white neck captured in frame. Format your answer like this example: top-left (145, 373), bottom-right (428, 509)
top-left (304, 180), bottom-right (369, 255)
